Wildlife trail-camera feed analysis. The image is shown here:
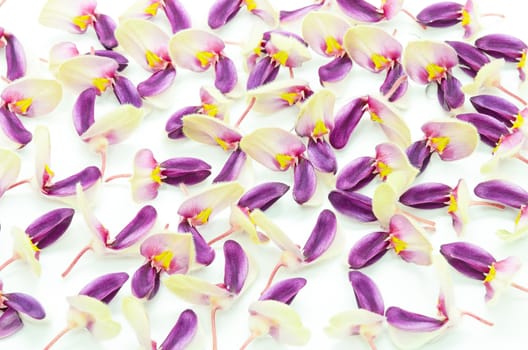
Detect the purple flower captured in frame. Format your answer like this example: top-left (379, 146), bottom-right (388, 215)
top-left (0, 28), bottom-right (26, 81)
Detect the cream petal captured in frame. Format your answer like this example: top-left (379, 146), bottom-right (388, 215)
top-left (325, 309), bottom-right (385, 338)
top-left (182, 114), bottom-right (242, 150)
top-left (33, 125), bottom-right (52, 189)
top-left (57, 55), bottom-right (118, 93)
top-left (121, 296), bottom-right (152, 349)
top-left (48, 42), bottom-right (80, 75)
top-left (387, 322), bottom-right (448, 350)
top-left (422, 120), bottom-right (479, 161)
top-left (403, 41), bottom-right (458, 84)
top-left (266, 32), bottom-right (311, 68)
top-left (120, 0), bottom-right (161, 20)
top-left (367, 97), bottom-right (411, 149)
top-left (11, 227), bottom-right (41, 276)
top-left (1, 78), bottom-right (62, 117)
top-left (67, 295), bottom-right (121, 339)
top-left (302, 11), bottom-right (349, 57)
top-left (247, 0), bottom-right (279, 26)
top-left (372, 183), bottom-right (397, 228)
top-left (295, 89), bottom-right (335, 138)
top-left (229, 205), bottom-right (261, 243)
top-left (375, 142), bottom-right (417, 193)
top-left (247, 79), bottom-right (312, 114)
top-left (39, 0), bottom-right (97, 34)
top-left (169, 29), bottom-right (224, 72)
top-left (390, 214), bottom-right (432, 265)
top-left (462, 59), bottom-right (504, 94)
top-left (0, 148), bottom-right (20, 197)
top-left (163, 274), bottom-right (231, 308)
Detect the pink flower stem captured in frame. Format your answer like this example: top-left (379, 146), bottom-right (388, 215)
top-left (43, 327), bottom-right (70, 350)
top-left (515, 153), bottom-right (528, 164)
top-left (235, 96), bottom-right (256, 128)
top-left (366, 335), bottom-right (378, 350)
top-left (207, 226), bottom-right (237, 245)
top-left (461, 311), bottom-right (494, 326)
top-left (289, 67), bottom-right (294, 79)
top-left (0, 255), bottom-right (18, 271)
top-left (1, 76), bottom-right (9, 83)
top-left (260, 261), bottom-right (285, 294)
top-left (480, 13), bottom-right (505, 19)
top-left (179, 183), bottom-right (189, 196)
top-left (383, 74), bottom-right (407, 99)
top-left (0, 0), bottom-right (6, 7)
top-left (511, 282), bottom-right (528, 293)
top-left (239, 333), bottom-right (257, 350)
top-left (104, 173), bottom-right (131, 182)
top-left (470, 200), bottom-right (505, 209)
top-left (6, 178), bottom-right (32, 191)
top-left (401, 9), bottom-right (427, 29)
top-left (496, 84), bottom-right (527, 105)
top-left (399, 209), bottom-right (436, 227)
top-left (61, 245), bottom-right (93, 278)
top-left (211, 306), bottom-right (220, 350)
top-left (99, 150), bottom-right (107, 177)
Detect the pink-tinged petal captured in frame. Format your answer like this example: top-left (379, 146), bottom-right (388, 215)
top-left (93, 50), bottom-right (129, 71)
top-left (0, 149), bottom-right (20, 198)
top-left (48, 42), bottom-right (80, 74)
top-left (4, 33), bottom-right (26, 81)
top-left (461, 0), bottom-right (480, 38)
top-left (238, 182), bottom-right (290, 211)
top-left (182, 114), bottom-right (242, 150)
top-left (329, 190), bottom-right (377, 222)
top-left (130, 149), bottom-right (160, 202)
top-left (456, 112), bottom-right (509, 147)
top-left (93, 13), bottom-right (117, 49)
top-left (160, 309), bottom-right (199, 350)
top-left (280, 2), bottom-right (325, 23)
top-left (140, 233), bottom-right (195, 274)
top-left (160, 157), bottom-right (211, 186)
top-left (485, 256), bottom-right (522, 303)
top-left (403, 41), bottom-right (458, 84)
top-left (224, 239), bottom-right (249, 295)
top-left (295, 89), bottom-right (335, 138)
top-left (76, 184), bottom-right (108, 244)
top-left (38, 0), bottom-right (97, 33)
top-left (34, 126), bottom-right (52, 190)
top-left (307, 139), bottom-right (337, 174)
top-left (301, 12), bottom-right (349, 58)
top-left (108, 206), bottom-right (157, 250)
top-left (138, 66), bottom-right (177, 97)
top-left (240, 128), bottom-right (306, 171)
top-left (336, 156), bottom-right (376, 192)
top-left (26, 208), bottom-right (75, 249)
top-left (120, 0), bottom-right (162, 20)
top-left (318, 55), bottom-right (354, 84)
top-left (3, 293), bottom-right (45, 319)
top-left (265, 31), bottom-right (311, 68)
top-left (448, 179), bottom-right (470, 235)
top-left (440, 242), bottom-right (495, 281)
top-left (336, 0), bottom-right (384, 22)
top-left (0, 107), bottom-right (32, 148)
top-left (416, 2), bottom-right (463, 28)
top-left (178, 182), bottom-right (244, 225)
top-left (165, 105), bottom-right (201, 140)
top-left (247, 79), bottom-right (312, 112)
top-left (246, 56), bottom-right (280, 90)
top-left (380, 61), bottom-right (408, 102)
top-left (0, 308), bottom-right (23, 339)
top-left (367, 96), bottom-right (411, 149)
top-left (115, 19), bottom-right (170, 72)
top-left (163, 0), bottom-right (192, 33)
top-left (406, 140), bottom-right (432, 173)
top-left (73, 88), bottom-right (97, 136)
top-left (482, 130), bottom-right (525, 173)
top-left (169, 29), bottom-right (224, 72)
top-left (325, 309), bottom-right (385, 341)
top-left (44, 166), bottom-right (102, 197)
top-left (57, 55), bottom-right (118, 93)
top-left (389, 214), bottom-right (432, 265)
top-left (303, 209), bottom-right (337, 263)
top-left (349, 271), bottom-right (384, 315)
top-left (382, 0), bottom-right (403, 20)
top-left (112, 75), bottom-right (142, 107)
top-left (474, 180), bottom-right (528, 209)
top-left (372, 183), bottom-right (397, 228)
top-left (208, 0), bottom-right (243, 29)
top-left (422, 120), bottom-right (479, 161)
top-left (132, 262), bottom-right (160, 299)
top-left (199, 85), bottom-right (231, 120)
top-left (66, 295), bottom-right (121, 339)
top-left (213, 148), bottom-right (247, 183)
top-left (163, 274), bottom-right (231, 308)
top-left (247, 0), bottom-right (279, 26)
top-left (78, 272), bottom-right (129, 304)
top-left (375, 143), bottom-right (418, 193)
top-left (259, 277), bottom-right (307, 305)
top-left (344, 25), bottom-right (402, 72)
top-left (293, 157), bottom-right (316, 205)
top-left (348, 231), bottom-right (390, 269)
top-left (329, 97), bottom-right (368, 149)
top-left (399, 182), bottom-right (451, 209)
top-left (437, 73), bottom-right (464, 111)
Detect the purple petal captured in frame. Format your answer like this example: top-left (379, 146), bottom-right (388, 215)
top-left (113, 75), bottom-right (142, 107)
top-left (416, 2), bottom-right (463, 28)
top-left (293, 157), bottom-right (316, 205)
top-left (380, 62), bottom-right (408, 102)
top-left (4, 293), bottom-right (45, 319)
top-left (474, 180), bottom-right (528, 208)
top-left (336, 156), bottom-right (376, 192)
top-left (318, 55), bottom-right (353, 85)
top-left (329, 190), bottom-right (377, 222)
top-left (436, 74), bottom-right (464, 111)
top-left (440, 242), bottom-right (495, 281)
top-left (469, 94), bottom-right (517, 125)
top-left (259, 277), bottom-right (307, 304)
top-left (0, 308), bottom-right (23, 339)
top-left (79, 272), bottom-right (129, 304)
top-left (406, 140), bottom-right (432, 173)
top-left (329, 97), bottom-right (367, 149)
top-left (386, 306), bottom-right (446, 331)
top-left (160, 157), bottom-right (211, 185)
top-left (208, 0), bottom-right (242, 29)
top-left (132, 262), bottom-right (160, 300)
top-left (44, 166), bottom-right (101, 197)
top-left (93, 14), bottom-right (117, 49)
top-left (213, 148), bottom-right (247, 183)
top-left (179, 222), bottom-right (215, 266)
top-left (280, 3), bottom-right (325, 22)
top-left (0, 106), bottom-right (32, 147)
top-left (214, 56), bottom-right (237, 93)
top-left (446, 41), bottom-right (490, 78)
top-left (336, 0), bottom-right (384, 22)
top-left (25, 208), bottom-right (75, 249)
top-left (456, 112), bottom-right (509, 147)
top-left (303, 209), bottom-right (337, 263)
top-left (348, 231), bottom-right (390, 269)
top-left (93, 50), bottom-right (128, 71)
top-left (307, 138), bottom-right (337, 174)
top-left (73, 88), bottom-right (97, 136)
top-left (163, 0), bottom-right (192, 33)
top-left (399, 183), bottom-right (452, 209)
top-left (246, 56), bottom-right (280, 90)
top-left (109, 206), bottom-right (157, 250)
top-left (237, 181), bottom-right (289, 211)
top-left (138, 66), bottom-right (176, 97)
top-left (223, 239), bottom-right (248, 295)
top-left (165, 106), bottom-right (202, 139)
top-left (160, 309), bottom-right (198, 350)
top-left (4, 33), bottom-right (26, 81)
top-left (348, 271), bottom-right (384, 315)
top-left (475, 34), bottom-right (527, 62)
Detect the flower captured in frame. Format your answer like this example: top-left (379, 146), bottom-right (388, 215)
top-left (336, 0), bottom-right (403, 23)
top-left (475, 33), bottom-right (528, 80)
top-left (417, 0), bottom-right (480, 38)
top-left (120, 0), bottom-right (191, 34)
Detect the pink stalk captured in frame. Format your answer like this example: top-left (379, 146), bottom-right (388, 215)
top-left (398, 209), bottom-right (436, 227)
top-left (289, 67), bottom-right (294, 79)
top-left (495, 84), bottom-right (527, 105)
top-left (461, 311), bottom-right (494, 326)
top-left (61, 245), bottom-right (93, 278)
top-left (260, 261), bottom-right (286, 294)
top-left (470, 200), bottom-right (505, 209)
top-left (43, 327), bottom-right (70, 350)
top-left (514, 153), bottom-right (528, 164)
top-left (6, 178), bottom-right (32, 191)
top-left (239, 333), bottom-right (257, 350)
top-left (211, 306), bottom-right (220, 350)
top-left (383, 74), bottom-right (407, 99)
top-left (104, 173), bottom-right (131, 182)
top-left (401, 9), bottom-right (427, 29)
top-left (207, 227), bottom-right (237, 245)
top-left (235, 96), bottom-right (256, 127)
top-left (99, 150), bottom-right (107, 177)
top-left (0, 255), bottom-right (18, 271)
top-left (366, 335), bottom-right (378, 350)
top-left (511, 282), bottom-right (528, 293)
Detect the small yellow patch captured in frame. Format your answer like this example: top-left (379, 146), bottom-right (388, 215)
top-left (29, 238), bottom-right (40, 252)
top-left (518, 51), bottom-right (527, 69)
top-left (312, 120), bottom-right (329, 138)
top-left (194, 207), bottom-right (213, 225)
top-left (153, 250), bottom-right (174, 270)
top-left (447, 193), bottom-right (457, 213)
top-left (253, 45), bottom-right (262, 57)
top-left (196, 51), bottom-right (216, 68)
top-left (72, 15), bottom-right (92, 31)
top-left (244, 0), bottom-right (257, 11)
top-left (324, 37), bottom-right (343, 56)
top-left (391, 235), bottom-right (407, 254)
top-left (215, 137), bottom-right (231, 151)
top-left (272, 51), bottom-right (289, 66)
top-left (13, 98), bottom-right (33, 114)
top-left (202, 103), bottom-right (218, 117)
top-left (371, 53), bottom-right (390, 71)
top-left (376, 161), bottom-right (392, 179)
top-left (512, 113), bottom-right (524, 130)
top-left (461, 9), bottom-right (471, 26)
top-left (92, 77), bottom-right (111, 93)
top-left (425, 63), bottom-right (446, 81)
top-left (151, 165), bottom-right (162, 184)
top-left (430, 136), bottom-right (450, 154)
top-left (280, 92), bottom-right (298, 105)
top-left (492, 134), bottom-right (504, 154)
top-left (484, 263), bottom-right (496, 283)
top-left (370, 111), bottom-right (383, 124)
top-left (275, 154), bottom-right (295, 170)
top-left (515, 208), bottom-right (523, 225)
top-left (144, 2), bottom-right (161, 16)
top-left (145, 50), bottom-right (164, 69)
top-left (44, 164), bottom-right (55, 178)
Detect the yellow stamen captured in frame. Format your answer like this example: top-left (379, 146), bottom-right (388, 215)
top-left (144, 2), bottom-right (161, 16)
top-left (447, 193), bottom-right (457, 213)
top-left (312, 120), bottom-right (329, 137)
top-left (202, 103), bottom-right (218, 117)
top-left (215, 137), bottom-right (231, 151)
top-left (425, 63), bottom-right (446, 81)
top-left (253, 45), bottom-right (262, 57)
top-left (370, 111), bottom-right (383, 123)
top-left (29, 238), bottom-right (40, 252)
top-left (72, 15), bottom-right (92, 31)
top-left (275, 154), bottom-right (295, 170)
top-left (430, 136), bottom-right (450, 154)
top-left (153, 250), bottom-right (174, 270)
top-left (324, 37), bottom-right (343, 56)
top-left (193, 207), bottom-right (213, 225)
top-left (461, 9), bottom-right (471, 26)
top-left (272, 51), bottom-right (289, 66)
top-left (371, 53), bottom-right (390, 71)
top-left (13, 98), bottom-right (32, 114)
top-left (492, 134), bottom-right (504, 154)
top-left (44, 164), bottom-right (55, 178)
top-left (376, 161), bottom-right (392, 179)
top-left (145, 50), bottom-right (164, 69)
top-left (512, 113), bottom-right (524, 130)
top-left (484, 263), bottom-right (496, 283)
top-left (196, 51), bottom-right (216, 68)
top-left (280, 92), bottom-right (298, 105)
top-left (518, 51), bottom-right (527, 69)
top-left (151, 165), bottom-right (162, 184)
top-left (515, 208), bottom-right (523, 225)
top-left (391, 235), bottom-right (407, 254)
top-left (244, 0), bottom-right (257, 11)
top-left (92, 77), bottom-right (111, 93)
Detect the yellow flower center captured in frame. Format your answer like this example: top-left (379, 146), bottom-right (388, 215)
top-left (275, 154), bottom-right (295, 170)
top-left (512, 113), bottom-right (524, 130)
top-left (515, 208), bottom-right (523, 225)
top-left (145, 50), bottom-right (164, 69)
top-left (312, 119), bottom-right (329, 138)
top-left (425, 63), bottom-right (446, 81)
top-left (391, 235), bottom-right (407, 254)
top-left (215, 137), bottom-right (231, 151)
top-left (44, 164), bottom-right (55, 178)
top-left (371, 53), bottom-right (390, 71)
top-left (272, 51), bottom-right (289, 66)
top-left (29, 238), bottom-right (40, 252)
top-left (196, 51), bottom-right (216, 68)
top-left (13, 98), bottom-right (32, 114)
top-left (324, 36), bottom-right (343, 56)
top-left (447, 193), bottom-right (457, 213)
top-left (72, 15), bottom-right (92, 31)
top-left (153, 250), bottom-right (174, 270)
top-left (151, 165), bottom-right (162, 184)
top-left (484, 263), bottom-right (496, 283)
top-left (518, 51), bottom-right (527, 69)
top-left (202, 103), bottom-right (218, 117)
top-left (370, 111), bottom-right (383, 123)
top-left (280, 92), bottom-right (299, 105)
top-left (92, 77), bottom-right (111, 94)
top-left (376, 161), bottom-right (392, 179)
top-left (461, 9), bottom-right (471, 26)
top-left (430, 136), bottom-right (450, 154)
top-left (193, 207), bottom-right (213, 225)
top-left (244, 0), bottom-right (257, 11)
top-left (144, 2), bottom-right (161, 16)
